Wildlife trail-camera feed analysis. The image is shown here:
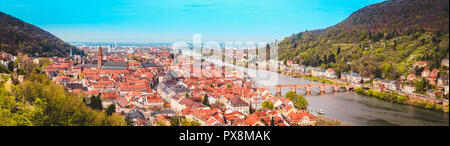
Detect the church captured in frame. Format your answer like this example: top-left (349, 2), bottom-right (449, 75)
top-left (97, 46), bottom-right (129, 71)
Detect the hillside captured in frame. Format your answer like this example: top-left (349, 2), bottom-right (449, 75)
top-left (0, 11), bottom-right (80, 57)
top-left (278, 0), bottom-right (449, 80)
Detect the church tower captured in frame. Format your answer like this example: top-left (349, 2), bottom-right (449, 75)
top-left (70, 47), bottom-right (73, 57)
top-left (98, 46), bottom-right (103, 68)
top-left (221, 43), bottom-right (226, 77)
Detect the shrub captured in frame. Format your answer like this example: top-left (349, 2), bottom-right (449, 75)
top-left (434, 105), bottom-right (443, 111)
top-left (424, 102), bottom-right (435, 109)
top-left (355, 87), bottom-right (365, 93)
top-left (396, 95), bottom-right (408, 104)
top-left (443, 106), bottom-right (449, 113)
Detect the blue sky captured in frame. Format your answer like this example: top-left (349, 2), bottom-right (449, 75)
top-left (1, 0), bottom-right (384, 42)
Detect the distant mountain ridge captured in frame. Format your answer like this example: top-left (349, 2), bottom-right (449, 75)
top-left (278, 0), bottom-right (449, 79)
top-left (0, 11), bottom-right (79, 57)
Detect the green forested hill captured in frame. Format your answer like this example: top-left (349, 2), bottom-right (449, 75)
top-left (278, 0), bottom-right (449, 80)
top-left (0, 73), bottom-right (125, 126)
top-left (0, 11), bottom-right (81, 57)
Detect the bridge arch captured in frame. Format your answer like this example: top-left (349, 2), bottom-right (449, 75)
top-left (267, 88), bottom-right (278, 96)
top-left (296, 87), bottom-right (307, 95)
top-left (324, 85), bottom-right (336, 93)
top-left (281, 86), bottom-right (294, 97)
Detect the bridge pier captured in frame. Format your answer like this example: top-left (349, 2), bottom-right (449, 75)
top-left (320, 86), bottom-right (325, 92)
top-left (275, 92), bottom-right (281, 97)
top-left (291, 86), bottom-right (296, 93)
top-left (305, 86), bottom-right (311, 94)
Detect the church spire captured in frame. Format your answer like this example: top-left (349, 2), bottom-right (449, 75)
top-left (70, 47), bottom-right (73, 57)
top-left (98, 46), bottom-right (103, 68)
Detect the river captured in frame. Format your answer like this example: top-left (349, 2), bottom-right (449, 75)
top-left (180, 49), bottom-right (449, 126)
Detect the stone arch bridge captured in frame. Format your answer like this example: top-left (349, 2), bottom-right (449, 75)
top-left (258, 84), bottom-right (356, 96)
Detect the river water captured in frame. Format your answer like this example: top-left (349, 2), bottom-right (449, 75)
top-left (180, 50), bottom-right (449, 126)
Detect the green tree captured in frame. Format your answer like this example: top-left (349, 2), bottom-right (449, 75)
top-left (1, 73), bottom-right (125, 126)
top-left (124, 116), bottom-right (132, 126)
top-left (396, 95), bottom-right (408, 103)
top-left (89, 95), bottom-right (103, 111)
top-left (355, 87), bottom-right (365, 93)
top-left (413, 78), bottom-right (429, 93)
top-left (285, 91), bottom-right (298, 102)
top-left (265, 44), bottom-right (271, 61)
top-left (296, 94), bottom-right (309, 109)
top-left (435, 105), bottom-right (443, 111)
top-left (170, 118), bottom-right (179, 126)
top-left (261, 101), bottom-right (274, 110)
top-left (202, 94), bottom-right (210, 106)
top-left (106, 104), bottom-right (116, 116)
top-left (425, 102), bottom-right (435, 109)
top-left (285, 91), bottom-right (309, 109)
top-left (443, 106), bottom-right (449, 113)
top-left (181, 117), bottom-right (201, 126)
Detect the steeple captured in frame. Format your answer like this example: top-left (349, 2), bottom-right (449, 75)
top-left (98, 46), bottom-right (103, 68)
top-left (70, 47), bottom-right (73, 57)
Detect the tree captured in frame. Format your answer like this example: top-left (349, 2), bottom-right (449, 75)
top-left (249, 102), bottom-right (254, 114)
top-left (270, 117), bottom-right (275, 126)
top-left (265, 44), bottom-right (271, 61)
top-left (202, 94), bottom-right (210, 106)
top-left (170, 118), bottom-right (179, 126)
top-left (82, 97), bottom-right (87, 105)
top-left (89, 95), bottom-right (103, 111)
top-left (396, 95), bottom-right (408, 103)
top-left (1, 73), bottom-right (125, 126)
top-left (296, 94), bottom-right (309, 109)
top-left (285, 91), bottom-right (309, 109)
top-left (413, 78), bottom-right (429, 93)
top-left (7, 62), bottom-right (14, 72)
top-left (106, 104), bottom-right (116, 116)
top-left (355, 87), bottom-right (365, 93)
top-left (285, 91), bottom-right (298, 102)
top-left (181, 117), bottom-right (201, 126)
top-left (156, 120), bottom-right (168, 126)
top-left (425, 102), bottom-right (435, 109)
top-left (261, 101), bottom-right (274, 110)
top-left (328, 54), bottom-right (336, 63)
top-left (124, 116), bottom-right (132, 126)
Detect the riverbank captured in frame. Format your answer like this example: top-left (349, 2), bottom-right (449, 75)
top-left (314, 115), bottom-right (352, 126)
top-left (290, 74), bottom-right (347, 85)
top-left (355, 87), bottom-right (449, 113)
top-left (285, 70), bottom-right (449, 113)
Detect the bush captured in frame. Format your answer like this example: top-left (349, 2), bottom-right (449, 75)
top-left (367, 89), bottom-right (374, 96)
top-left (396, 95), bottom-right (408, 103)
top-left (296, 94), bottom-right (309, 109)
top-left (434, 105), bottom-right (443, 111)
top-left (355, 87), bottom-right (365, 93)
top-left (424, 102), bottom-right (435, 109)
top-left (416, 101), bottom-right (427, 107)
top-left (443, 106), bottom-right (449, 113)
top-left (261, 101), bottom-right (274, 110)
